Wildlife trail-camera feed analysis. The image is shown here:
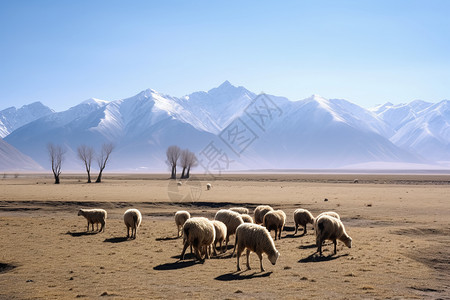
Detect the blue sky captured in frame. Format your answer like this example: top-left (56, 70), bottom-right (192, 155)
top-left (1, 0), bottom-right (449, 111)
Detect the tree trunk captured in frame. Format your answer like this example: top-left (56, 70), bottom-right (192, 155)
top-left (96, 170), bottom-right (103, 183)
top-left (54, 174), bottom-right (60, 184)
top-left (181, 167), bottom-right (186, 179)
top-left (171, 165), bottom-right (177, 179)
top-left (186, 167), bottom-right (191, 179)
top-left (87, 172), bottom-right (91, 183)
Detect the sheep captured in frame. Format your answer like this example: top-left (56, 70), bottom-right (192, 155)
top-left (235, 223), bottom-right (280, 272)
top-left (240, 214), bottom-right (254, 223)
top-left (214, 209), bottom-right (244, 252)
top-left (293, 208), bottom-right (315, 235)
top-left (229, 207), bottom-right (249, 215)
top-left (315, 215), bottom-right (352, 255)
top-left (314, 211), bottom-right (340, 232)
top-left (211, 220), bottom-right (227, 255)
top-left (124, 208), bottom-right (142, 239)
top-left (175, 210), bottom-right (191, 237)
top-left (263, 210), bottom-right (286, 240)
top-left (206, 183), bottom-right (212, 190)
top-left (254, 205), bottom-right (274, 224)
top-left (177, 181), bottom-right (182, 186)
top-left (77, 209), bottom-right (107, 232)
top-left (181, 217), bottom-right (215, 261)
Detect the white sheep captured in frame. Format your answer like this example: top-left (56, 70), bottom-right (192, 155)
top-left (206, 183), bottom-right (212, 190)
top-left (177, 181), bottom-right (182, 186)
top-left (254, 205), bottom-right (274, 224)
top-left (235, 223), bottom-right (280, 272)
top-left (214, 209), bottom-right (244, 252)
top-left (315, 215), bottom-right (352, 255)
top-left (77, 208), bottom-right (107, 232)
top-left (211, 220), bottom-right (227, 255)
top-left (181, 217), bottom-right (215, 261)
top-left (174, 210), bottom-right (191, 237)
top-left (240, 214), bottom-right (254, 223)
top-left (229, 207), bottom-right (249, 215)
top-left (263, 209), bottom-right (286, 240)
top-left (314, 211), bottom-right (340, 233)
top-left (293, 208), bottom-right (315, 235)
top-left (124, 208), bottom-right (142, 239)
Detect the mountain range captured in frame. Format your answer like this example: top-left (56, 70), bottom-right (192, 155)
top-left (1, 81), bottom-right (449, 172)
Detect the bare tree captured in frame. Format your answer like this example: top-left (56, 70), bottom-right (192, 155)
top-left (180, 149), bottom-right (198, 179)
top-left (77, 145), bottom-right (95, 183)
top-left (166, 145), bottom-right (181, 179)
top-left (185, 151), bottom-right (198, 179)
top-left (95, 143), bottom-right (114, 183)
top-left (47, 143), bottom-right (65, 184)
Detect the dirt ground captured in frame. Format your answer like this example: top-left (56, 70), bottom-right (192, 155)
top-left (0, 173), bottom-right (449, 299)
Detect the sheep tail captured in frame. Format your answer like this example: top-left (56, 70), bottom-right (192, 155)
top-left (133, 214), bottom-right (138, 227)
top-left (317, 221), bottom-right (324, 235)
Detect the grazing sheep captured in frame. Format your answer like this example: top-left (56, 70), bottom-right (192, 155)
top-left (293, 208), bottom-right (315, 235)
top-left (124, 208), bottom-right (142, 239)
top-left (77, 209), bottom-right (107, 232)
top-left (175, 210), bottom-right (191, 237)
top-left (181, 217), bottom-right (215, 261)
top-left (211, 220), bottom-right (227, 255)
top-left (254, 205), bottom-right (274, 224)
top-left (229, 207), bottom-right (249, 215)
top-left (240, 214), bottom-right (254, 223)
top-left (214, 209), bottom-right (244, 251)
top-left (235, 223), bottom-right (280, 272)
top-left (314, 211), bottom-right (340, 233)
top-left (206, 183), bottom-right (212, 190)
top-left (263, 210), bottom-right (286, 240)
top-left (315, 215), bottom-right (352, 255)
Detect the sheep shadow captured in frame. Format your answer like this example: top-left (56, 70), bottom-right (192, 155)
top-left (155, 236), bottom-right (180, 241)
top-left (298, 253), bottom-right (349, 263)
top-left (103, 237), bottom-right (129, 243)
top-left (153, 260), bottom-right (200, 271)
top-left (215, 271), bottom-right (272, 281)
top-left (298, 244), bottom-right (317, 249)
top-left (65, 231), bottom-right (99, 237)
top-left (284, 232), bottom-right (307, 239)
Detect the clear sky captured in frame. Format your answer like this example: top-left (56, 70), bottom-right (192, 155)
top-left (1, 0), bottom-right (449, 112)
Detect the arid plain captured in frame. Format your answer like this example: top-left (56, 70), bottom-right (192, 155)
top-left (0, 173), bottom-right (449, 299)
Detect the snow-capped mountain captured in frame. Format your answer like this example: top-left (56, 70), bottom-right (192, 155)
top-left (2, 81), bottom-right (448, 171)
top-left (0, 138), bottom-right (43, 171)
top-left (0, 102), bottom-right (53, 138)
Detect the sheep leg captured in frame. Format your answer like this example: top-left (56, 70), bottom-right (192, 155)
top-left (86, 221), bottom-right (89, 232)
top-left (294, 222), bottom-right (298, 235)
top-left (213, 242), bottom-right (218, 256)
top-left (333, 239), bottom-right (337, 254)
top-left (278, 227), bottom-right (282, 240)
top-left (126, 226), bottom-right (130, 238)
top-left (91, 222), bottom-right (95, 231)
top-left (303, 224), bottom-right (307, 234)
top-left (220, 241), bottom-right (225, 254)
top-left (180, 241), bottom-right (189, 260)
top-left (257, 252), bottom-right (264, 272)
top-left (317, 237), bottom-right (323, 255)
top-left (236, 246), bottom-right (243, 272)
top-left (246, 249), bottom-right (251, 270)
top-left (100, 221), bottom-right (105, 232)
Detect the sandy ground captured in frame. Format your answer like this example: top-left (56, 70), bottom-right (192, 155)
top-left (0, 173), bottom-right (449, 299)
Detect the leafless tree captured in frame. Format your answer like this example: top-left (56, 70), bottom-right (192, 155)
top-left (77, 145), bottom-right (95, 183)
top-left (95, 143), bottom-right (114, 183)
top-left (166, 145), bottom-right (181, 179)
top-left (47, 143), bottom-right (66, 184)
top-left (180, 149), bottom-right (198, 179)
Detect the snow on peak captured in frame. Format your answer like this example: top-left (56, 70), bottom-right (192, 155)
top-left (82, 98), bottom-right (109, 107)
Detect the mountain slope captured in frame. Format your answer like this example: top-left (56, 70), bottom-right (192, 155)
top-left (0, 138), bottom-right (43, 171)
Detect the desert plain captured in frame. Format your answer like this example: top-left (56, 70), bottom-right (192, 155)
top-left (0, 173), bottom-right (449, 299)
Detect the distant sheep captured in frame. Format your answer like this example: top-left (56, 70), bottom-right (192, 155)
top-left (124, 208), bottom-right (142, 239)
top-left (235, 223), bottom-right (280, 272)
top-left (315, 215), bottom-right (352, 255)
top-left (229, 207), bottom-right (249, 215)
top-left (177, 181), bottom-right (182, 186)
top-left (181, 217), bottom-right (215, 261)
top-left (263, 210), bottom-right (286, 240)
top-left (254, 205), bottom-right (274, 224)
top-left (214, 209), bottom-right (244, 251)
top-left (206, 183), bottom-right (212, 190)
top-left (293, 208), bottom-right (315, 235)
top-left (240, 214), bottom-right (254, 223)
top-left (211, 220), bottom-right (227, 255)
top-left (77, 209), bottom-right (107, 232)
top-left (175, 210), bottom-right (191, 237)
